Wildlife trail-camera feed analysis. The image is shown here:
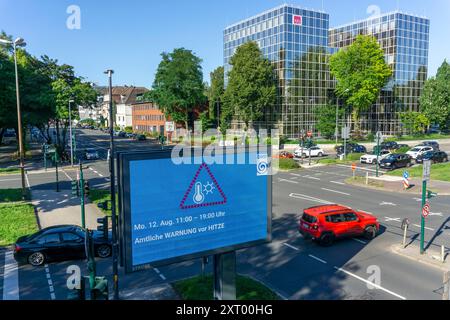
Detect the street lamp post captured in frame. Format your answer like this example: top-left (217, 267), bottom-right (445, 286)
top-left (69, 99), bottom-right (74, 167)
top-left (104, 69), bottom-right (119, 300)
top-left (0, 37), bottom-right (27, 199)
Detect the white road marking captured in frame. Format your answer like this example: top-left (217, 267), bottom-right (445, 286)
top-left (330, 181), bottom-right (345, 185)
top-left (0, 178), bottom-right (20, 182)
top-left (61, 169), bottom-right (73, 181)
top-left (336, 164), bottom-right (386, 174)
top-left (289, 173), bottom-right (302, 177)
top-left (304, 176), bottom-right (321, 181)
top-left (159, 274), bottom-right (167, 280)
top-left (25, 172), bottom-right (31, 189)
top-left (308, 254), bottom-right (327, 264)
top-left (321, 188), bottom-right (350, 196)
top-left (283, 243), bottom-right (300, 251)
top-left (413, 224), bottom-right (434, 231)
top-left (385, 217), bottom-right (401, 222)
top-left (154, 268), bottom-right (160, 274)
top-left (380, 202), bottom-right (397, 206)
top-left (2, 251), bottom-right (19, 300)
top-left (429, 212), bottom-right (443, 217)
top-left (44, 264), bottom-right (56, 300)
top-left (413, 198), bottom-right (422, 202)
top-left (279, 178), bottom-right (299, 184)
top-left (352, 238), bottom-right (367, 245)
top-left (289, 193), bottom-right (333, 205)
top-left (334, 266), bottom-right (406, 300)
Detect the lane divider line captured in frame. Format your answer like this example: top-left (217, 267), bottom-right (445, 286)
top-left (283, 243), bottom-right (300, 251)
top-left (44, 264), bottom-right (56, 300)
top-left (334, 266), bottom-right (406, 300)
top-left (308, 254), bottom-right (327, 264)
top-left (321, 188), bottom-right (351, 196)
top-left (330, 181), bottom-right (345, 185)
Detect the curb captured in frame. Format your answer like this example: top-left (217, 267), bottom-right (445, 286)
top-left (391, 244), bottom-right (449, 272)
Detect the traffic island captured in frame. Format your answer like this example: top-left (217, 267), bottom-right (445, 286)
top-left (391, 243), bottom-right (450, 272)
top-left (172, 274), bottom-right (280, 300)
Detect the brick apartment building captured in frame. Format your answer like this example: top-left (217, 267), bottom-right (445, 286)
top-left (131, 101), bottom-right (166, 134)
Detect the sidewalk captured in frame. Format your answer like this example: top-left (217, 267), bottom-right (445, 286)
top-left (31, 189), bottom-right (104, 230)
top-left (392, 243), bottom-right (450, 272)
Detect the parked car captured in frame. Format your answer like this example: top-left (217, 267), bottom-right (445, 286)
top-left (294, 146), bottom-right (326, 158)
top-left (275, 151), bottom-right (294, 159)
top-left (349, 144), bottom-right (367, 153)
top-left (360, 150), bottom-right (391, 164)
top-left (117, 131), bottom-right (127, 138)
top-left (379, 154), bottom-right (412, 170)
top-left (406, 145), bottom-right (434, 160)
top-left (298, 204), bottom-right (379, 246)
top-left (125, 132), bottom-right (135, 138)
top-left (416, 151), bottom-right (448, 164)
top-left (134, 134), bottom-right (146, 141)
top-left (84, 148), bottom-right (100, 160)
top-left (335, 146), bottom-right (352, 158)
top-left (421, 141), bottom-right (440, 151)
top-left (373, 141), bottom-right (399, 154)
top-left (14, 225), bottom-right (111, 266)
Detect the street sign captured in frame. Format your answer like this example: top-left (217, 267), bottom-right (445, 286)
top-left (119, 149), bottom-right (272, 273)
top-left (403, 171), bottom-right (410, 179)
top-left (422, 203), bottom-right (430, 218)
top-left (165, 121), bottom-right (175, 133)
top-left (341, 127), bottom-right (350, 140)
top-left (423, 160), bottom-right (431, 182)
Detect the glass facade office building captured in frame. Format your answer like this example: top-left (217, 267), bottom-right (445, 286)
top-left (224, 4), bottom-right (331, 137)
top-left (224, 4), bottom-right (430, 137)
top-left (330, 12), bottom-right (430, 135)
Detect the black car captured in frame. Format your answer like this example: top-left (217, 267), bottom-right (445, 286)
top-left (350, 144), bottom-right (367, 153)
top-left (379, 154), bottom-right (412, 170)
top-left (134, 134), bottom-right (146, 141)
top-left (118, 131), bottom-right (127, 138)
top-left (14, 225), bottom-right (112, 266)
top-left (336, 143), bottom-right (366, 156)
top-left (380, 141), bottom-right (399, 150)
top-left (416, 151), bottom-right (448, 164)
top-left (421, 141), bottom-right (440, 151)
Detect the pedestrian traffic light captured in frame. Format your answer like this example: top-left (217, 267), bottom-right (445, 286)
top-left (97, 201), bottom-right (109, 211)
top-left (71, 180), bottom-right (79, 197)
top-left (97, 216), bottom-right (109, 239)
top-left (84, 181), bottom-right (90, 197)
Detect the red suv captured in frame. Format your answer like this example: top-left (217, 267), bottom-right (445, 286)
top-left (299, 205), bottom-right (379, 246)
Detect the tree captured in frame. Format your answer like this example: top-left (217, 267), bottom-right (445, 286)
top-left (419, 60), bottom-right (450, 130)
top-left (222, 42), bottom-right (277, 131)
top-left (329, 35), bottom-right (392, 132)
top-left (151, 48), bottom-right (206, 131)
top-left (399, 112), bottom-right (430, 135)
top-left (207, 66), bottom-right (224, 126)
top-left (315, 104), bottom-right (345, 140)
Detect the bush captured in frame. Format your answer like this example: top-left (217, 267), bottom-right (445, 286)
top-left (124, 126), bottom-right (133, 133)
top-left (278, 158), bottom-right (300, 170)
top-left (366, 132), bottom-right (375, 142)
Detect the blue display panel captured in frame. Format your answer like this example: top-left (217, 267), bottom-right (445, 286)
top-left (121, 151), bottom-right (271, 272)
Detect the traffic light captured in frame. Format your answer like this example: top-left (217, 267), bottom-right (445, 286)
top-left (97, 200), bottom-right (109, 211)
top-left (83, 181), bottom-right (90, 197)
top-left (71, 180), bottom-right (79, 197)
top-left (97, 216), bottom-right (109, 239)
top-left (427, 191), bottom-right (438, 199)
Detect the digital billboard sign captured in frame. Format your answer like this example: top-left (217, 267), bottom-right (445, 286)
top-left (120, 150), bottom-right (272, 272)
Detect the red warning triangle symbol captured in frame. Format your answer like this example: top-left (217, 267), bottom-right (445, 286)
top-left (180, 163), bottom-right (227, 210)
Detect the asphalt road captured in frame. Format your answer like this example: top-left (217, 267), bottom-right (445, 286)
top-left (1, 129), bottom-right (450, 300)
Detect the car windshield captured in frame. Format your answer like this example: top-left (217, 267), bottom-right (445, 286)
top-left (410, 148), bottom-right (421, 152)
top-left (384, 155), bottom-right (397, 161)
top-left (423, 151), bottom-right (434, 157)
top-left (302, 213), bottom-right (317, 224)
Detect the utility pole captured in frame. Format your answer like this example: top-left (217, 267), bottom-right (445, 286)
top-left (105, 69), bottom-right (119, 300)
top-left (79, 162), bottom-right (86, 229)
top-left (420, 160), bottom-right (431, 255)
top-left (69, 99), bottom-right (74, 167)
top-left (335, 97), bottom-right (339, 146)
top-left (55, 150), bottom-right (59, 192)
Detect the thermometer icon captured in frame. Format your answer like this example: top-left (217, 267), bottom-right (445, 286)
top-left (193, 182), bottom-right (205, 204)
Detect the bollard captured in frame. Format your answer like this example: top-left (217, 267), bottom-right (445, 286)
top-left (443, 271), bottom-right (450, 300)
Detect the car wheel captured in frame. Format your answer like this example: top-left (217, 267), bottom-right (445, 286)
top-left (28, 252), bottom-right (45, 266)
top-left (96, 245), bottom-right (111, 258)
top-left (363, 226), bottom-right (377, 240)
top-left (318, 152), bottom-right (323, 157)
top-left (319, 233), bottom-right (335, 247)
top-left (302, 154), bottom-right (307, 158)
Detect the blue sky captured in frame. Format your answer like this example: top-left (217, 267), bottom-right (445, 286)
top-left (1, 0), bottom-right (449, 88)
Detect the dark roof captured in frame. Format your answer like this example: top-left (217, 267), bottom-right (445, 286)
top-left (99, 86), bottom-right (149, 105)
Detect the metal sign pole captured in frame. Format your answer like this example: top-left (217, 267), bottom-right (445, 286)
top-left (213, 252), bottom-right (236, 300)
